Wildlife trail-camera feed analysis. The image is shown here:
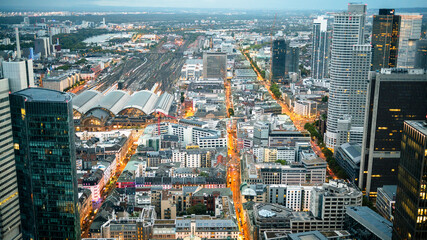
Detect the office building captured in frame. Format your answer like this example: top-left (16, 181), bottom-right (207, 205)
top-left (415, 40), bottom-right (427, 70)
top-left (397, 14), bottom-right (422, 69)
top-left (271, 39), bottom-right (288, 82)
top-left (335, 142), bottom-right (361, 183)
top-left (43, 70), bottom-right (80, 92)
top-left (345, 206), bottom-right (392, 240)
top-left (254, 121), bottom-right (270, 146)
top-left (310, 181), bottom-right (363, 230)
top-left (393, 121), bottom-right (427, 240)
top-left (0, 79), bottom-right (22, 240)
top-left (271, 39), bottom-right (299, 83)
top-left (376, 185), bottom-right (397, 222)
top-left (251, 181), bottom-right (362, 238)
top-left (34, 37), bottom-right (51, 58)
top-left (325, 4), bottom-right (370, 148)
top-left (2, 59), bottom-right (35, 93)
top-left (10, 88), bottom-right (80, 239)
top-left (202, 52), bottom-right (227, 80)
top-left (175, 215), bottom-right (239, 239)
top-left (371, 9), bottom-right (401, 71)
top-left (359, 69), bottom-right (427, 197)
top-left (286, 46), bottom-right (299, 74)
top-left (267, 185), bottom-right (314, 211)
top-left (311, 16), bottom-right (331, 79)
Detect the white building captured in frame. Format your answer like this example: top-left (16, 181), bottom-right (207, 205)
top-left (197, 136), bottom-right (227, 148)
top-left (325, 4), bottom-right (371, 149)
top-left (181, 59), bottom-right (203, 80)
top-left (294, 100), bottom-right (317, 118)
top-left (2, 60), bottom-right (35, 93)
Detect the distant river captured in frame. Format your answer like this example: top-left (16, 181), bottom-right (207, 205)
top-left (83, 33), bottom-right (132, 44)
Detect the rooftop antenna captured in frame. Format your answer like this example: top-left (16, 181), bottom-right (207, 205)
top-left (15, 27), bottom-right (21, 59)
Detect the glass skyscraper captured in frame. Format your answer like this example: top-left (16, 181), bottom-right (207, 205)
top-left (10, 88), bottom-right (80, 239)
top-left (393, 121), bottom-right (427, 240)
top-left (311, 16), bottom-right (330, 80)
top-left (359, 69), bottom-right (427, 197)
top-left (271, 39), bottom-right (299, 84)
top-left (0, 78), bottom-right (22, 240)
top-left (397, 14), bottom-right (422, 69)
top-left (371, 9), bottom-right (401, 71)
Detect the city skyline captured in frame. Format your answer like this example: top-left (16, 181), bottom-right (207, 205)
top-left (0, 0), bottom-right (426, 238)
top-left (1, 0), bottom-right (427, 11)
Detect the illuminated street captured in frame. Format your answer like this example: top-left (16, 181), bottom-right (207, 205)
top-left (225, 74), bottom-right (251, 240)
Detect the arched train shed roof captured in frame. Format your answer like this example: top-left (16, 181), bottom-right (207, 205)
top-left (72, 90), bottom-right (103, 115)
top-left (121, 90), bottom-right (159, 115)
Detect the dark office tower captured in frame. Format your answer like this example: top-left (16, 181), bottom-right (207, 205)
top-left (415, 40), bottom-right (427, 70)
top-left (10, 88), bottom-right (81, 239)
top-left (271, 39), bottom-right (288, 83)
top-left (311, 16), bottom-right (331, 79)
top-left (371, 9), bottom-right (401, 71)
top-left (286, 46), bottom-right (300, 74)
top-left (202, 52), bottom-right (227, 80)
top-left (393, 120), bottom-right (427, 240)
top-left (0, 79), bottom-right (22, 240)
top-left (358, 69), bottom-right (427, 198)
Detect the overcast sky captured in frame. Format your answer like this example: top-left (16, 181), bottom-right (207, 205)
top-left (0, 0), bottom-right (426, 11)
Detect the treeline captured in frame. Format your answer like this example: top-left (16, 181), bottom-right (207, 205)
top-left (53, 29), bottom-right (109, 50)
top-left (0, 41), bottom-right (34, 51)
top-left (242, 51), bottom-right (265, 78)
top-left (270, 83), bottom-right (282, 99)
top-left (304, 122), bottom-right (348, 180)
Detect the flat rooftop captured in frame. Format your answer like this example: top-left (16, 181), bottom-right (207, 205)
top-left (346, 206), bottom-right (392, 240)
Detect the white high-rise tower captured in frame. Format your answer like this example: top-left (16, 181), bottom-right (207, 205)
top-left (325, 4), bottom-right (371, 149)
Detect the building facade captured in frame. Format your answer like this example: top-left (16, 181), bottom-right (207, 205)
top-left (311, 16), bottom-right (330, 80)
top-left (10, 88), bottom-right (80, 239)
top-left (393, 121), bottom-right (427, 239)
top-left (2, 59), bottom-right (35, 93)
top-left (202, 52), bottom-right (227, 80)
top-left (415, 40), bottom-right (427, 70)
top-left (325, 4), bottom-right (370, 148)
top-left (0, 79), bottom-right (22, 240)
top-left (396, 14), bottom-right (422, 69)
top-left (359, 69), bottom-right (427, 197)
top-left (371, 9), bottom-right (401, 71)
top-left (376, 185), bottom-right (397, 222)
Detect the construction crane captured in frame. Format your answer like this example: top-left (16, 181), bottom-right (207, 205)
top-left (156, 111), bottom-right (177, 136)
top-left (269, 13), bottom-right (277, 84)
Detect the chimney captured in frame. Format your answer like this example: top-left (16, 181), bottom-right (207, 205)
top-left (15, 27), bottom-right (21, 59)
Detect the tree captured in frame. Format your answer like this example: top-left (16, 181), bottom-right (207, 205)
top-left (228, 108), bottom-right (234, 116)
top-left (187, 204), bottom-right (207, 215)
top-left (321, 96), bottom-right (329, 102)
top-left (199, 172), bottom-right (209, 177)
top-left (76, 58), bottom-right (87, 64)
top-left (180, 92), bottom-right (185, 104)
top-left (275, 159), bottom-right (287, 165)
top-left (270, 83), bottom-right (282, 99)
